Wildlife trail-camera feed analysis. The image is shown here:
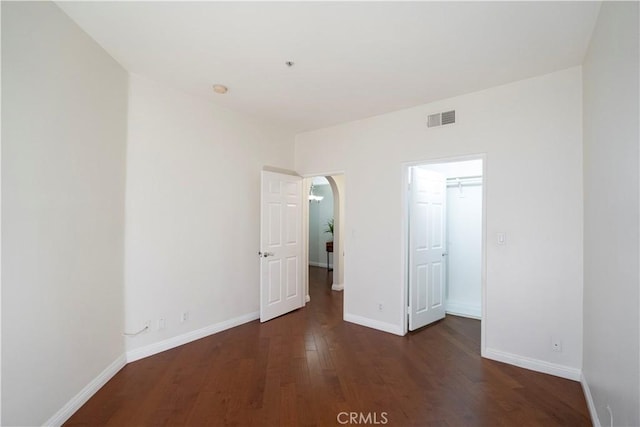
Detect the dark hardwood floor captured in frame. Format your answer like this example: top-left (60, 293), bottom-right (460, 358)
top-left (66, 267), bottom-right (591, 426)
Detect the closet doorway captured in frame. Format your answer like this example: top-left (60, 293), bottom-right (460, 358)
top-left (403, 157), bottom-right (485, 340)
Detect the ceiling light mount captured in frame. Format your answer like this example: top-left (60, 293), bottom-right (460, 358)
top-left (212, 84), bottom-right (228, 94)
top-left (308, 184), bottom-right (324, 202)
top-left (285, 61), bottom-right (295, 68)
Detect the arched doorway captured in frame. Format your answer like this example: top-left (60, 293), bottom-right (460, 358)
top-left (303, 174), bottom-right (345, 302)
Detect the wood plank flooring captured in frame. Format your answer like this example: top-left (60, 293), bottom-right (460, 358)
top-left (66, 267), bottom-right (591, 426)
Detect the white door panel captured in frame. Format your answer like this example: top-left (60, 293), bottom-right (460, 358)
top-left (260, 171), bottom-right (303, 322)
top-left (409, 168), bottom-right (446, 331)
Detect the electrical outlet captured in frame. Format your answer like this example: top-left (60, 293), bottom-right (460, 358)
top-left (551, 337), bottom-right (562, 352)
top-left (378, 303), bottom-right (383, 312)
top-left (143, 320), bottom-right (151, 333)
top-left (181, 311), bottom-right (189, 322)
top-left (158, 317), bottom-right (166, 330)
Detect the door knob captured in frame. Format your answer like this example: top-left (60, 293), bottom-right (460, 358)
top-left (259, 251), bottom-right (275, 258)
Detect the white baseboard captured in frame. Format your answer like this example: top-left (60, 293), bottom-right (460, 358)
top-left (581, 373), bottom-right (601, 427)
top-left (446, 310), bottom-right (481, 320)
top-left (331, 282), bottom-right (344, 291)
top-left (44, 354), bottom-right (127, 426)
top-left (344, 313), bottom-right (404, 336)
top-left (126, 311), bottom-right (259, 363)
top-left (484, 348), bottom-right (581, 381)
top-left (445, 300), bottom-right (481, 319)
top-left (309, 261), bottom-right (333, 269)
top-left (305, 294), bottom-right (311, 303)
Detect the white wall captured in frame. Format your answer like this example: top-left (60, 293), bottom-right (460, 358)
top-left (330, 175), bottom-right (346, 290)
top-left (309, 184), bottom-right (334, 267)
top-left (445, 183), bottom-right (482, 318)
top-left (124, 74), bottom-right (295, 354)
top-left (1, 2), bottom-right (128, 425)
top-left (423, 159), bottom-right (483, 178)
top-left (296, 67), bottom-right (584, 376)
top-left (582, 2), bottom-right (639, 426)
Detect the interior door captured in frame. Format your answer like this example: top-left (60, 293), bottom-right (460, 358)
top-left (260, 171), bottom-right (304, 322)
top-left (408, 167), bottom-right (447, 331)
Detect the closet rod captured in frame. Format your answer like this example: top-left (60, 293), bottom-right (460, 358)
top-left (445, 175), bottom-right (482, 181)
top-left (446, 176), bottom-right (482, 187)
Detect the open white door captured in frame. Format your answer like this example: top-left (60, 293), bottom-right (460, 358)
top-left (408, 167), bottom-right (447, 331)
top-left (260, 171), bottom-right (304, 322)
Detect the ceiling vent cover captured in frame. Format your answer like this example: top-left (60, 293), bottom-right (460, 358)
top-left (427, 110), bottom-right (456, 128)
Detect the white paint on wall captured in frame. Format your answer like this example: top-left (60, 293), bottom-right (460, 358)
top-left (445, 183), bottom-right (482, 318)
top-left (1, 2), bottom-right (128, 425)
top-left (422, 159), bottom-right (483, 178)
top-left (1, 3), bottom-right (4, 423)
top-left (582, 2), bottom-right (639, 426)
top-left (124, 74), bottom-right (295, 354)
top-left (330, 175), bottom-right (346, 290)
top-left (295, 67), bottom-right (584, 375)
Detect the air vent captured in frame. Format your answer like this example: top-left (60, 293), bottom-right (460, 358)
top-left (427, 110), bottom-right (456, 128)
top-left (427, 113), bottom-right (441, 128)
top-left (441, 110), bottom-right (455, 125)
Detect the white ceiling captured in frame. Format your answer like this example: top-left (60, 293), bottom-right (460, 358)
top-left (57, 1), bottom-right (601, 132)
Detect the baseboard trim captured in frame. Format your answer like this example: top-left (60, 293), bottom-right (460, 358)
top-left (446, 310), bottom-right (481, 320)
top-left (44, 354), bottom-right (126, 426)
top-left (331, 282), bottom-right (344, 291)
top-left (581, 373), bottom-right (601, 427)
top-left (344, 313), bottom-right (404, 336)
top-left (126, 311), bottom-right (259, 363)
top-left (484, 348), bottom-right (581, 381)
top-left (309, 261), bottom-right (332, 269)
top-left (445, 300), bottom-right (481, 319)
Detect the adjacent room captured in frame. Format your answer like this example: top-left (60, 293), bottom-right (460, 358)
top-left (2, 1), bottom-right (638, 426)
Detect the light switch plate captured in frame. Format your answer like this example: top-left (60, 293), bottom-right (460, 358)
top-left (497, 232), bottom-right (506, 245)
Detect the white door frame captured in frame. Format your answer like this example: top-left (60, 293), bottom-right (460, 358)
top-left (400, 154), bottom-right (487, 356)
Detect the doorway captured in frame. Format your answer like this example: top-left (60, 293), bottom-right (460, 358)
top-left (302, 174), bottom-right (345, 304)
top-left (402, 156), bottom-right (485, 348)
top-left (308, 177), bottom-right (334, 271)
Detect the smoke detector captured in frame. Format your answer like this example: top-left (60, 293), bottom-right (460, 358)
top-left (212, 84), bottom-right (228, 94)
